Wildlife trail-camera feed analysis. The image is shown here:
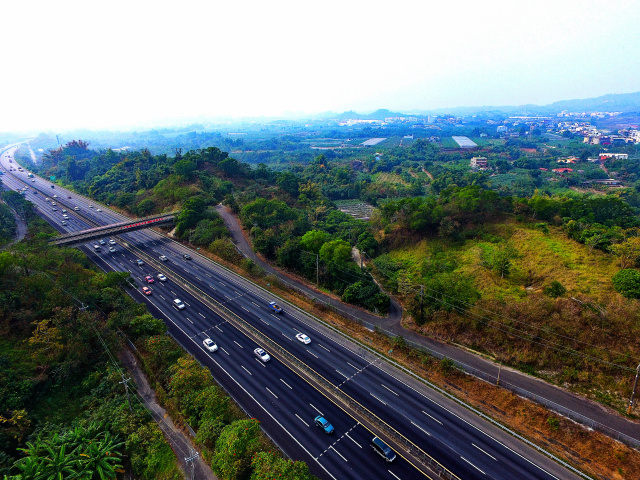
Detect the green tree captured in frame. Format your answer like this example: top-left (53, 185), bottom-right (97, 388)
top-left (212, 419), bottom-right (261, 480)
top-left (299, 230), bottom-right (330, 254)
top-left (319, 239), bottom-right (351, 265)
top-left (250, 452), bottom-right (313, 480)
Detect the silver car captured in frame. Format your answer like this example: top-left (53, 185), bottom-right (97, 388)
top-left (254, 348), bottom-right (271, 363)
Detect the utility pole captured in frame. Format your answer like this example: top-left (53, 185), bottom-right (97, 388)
top-left (119, 374), bottom-right (133, 412)
top-left (628, 363), bottom-right (640, 415)
top-left (184, 448), bottom-right (199, 480)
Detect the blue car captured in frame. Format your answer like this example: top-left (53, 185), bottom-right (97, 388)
top-left (269, 301), bottom-right (283, 314)
top-left (314, 416), bottom-right (334, 434)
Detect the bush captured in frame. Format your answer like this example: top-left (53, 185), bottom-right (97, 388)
top-left (612, 269), bottom-right (640, 298)
top-left (543, 280), bottom-right (566, 298)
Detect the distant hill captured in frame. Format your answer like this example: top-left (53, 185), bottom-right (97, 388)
top-left (323, 91), bottom-right (640, 119)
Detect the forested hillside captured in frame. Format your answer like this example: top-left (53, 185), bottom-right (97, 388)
top-left (29, 138), bottom-right (640, 411)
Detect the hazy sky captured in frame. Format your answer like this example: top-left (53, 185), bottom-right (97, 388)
top-left (2, 0), bottom-right (639, 132)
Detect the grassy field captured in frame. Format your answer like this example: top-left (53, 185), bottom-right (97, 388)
top-left (374, 172), bottom-right (409, 185)
top-left (380, 219), bottom-right (639, 410)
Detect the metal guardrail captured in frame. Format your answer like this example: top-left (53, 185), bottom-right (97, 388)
top-left (126, 243), bottom-right (460, 480)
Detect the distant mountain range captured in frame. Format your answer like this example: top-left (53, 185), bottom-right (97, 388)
top-left (319, 91), bottom-right (640, 120)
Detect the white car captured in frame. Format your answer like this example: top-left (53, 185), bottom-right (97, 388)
top-left (108, 239), bottom-right (116, 245)
top-left (108, 246), bottom-right (116, 253)
top-left (254, 348), bottom-right (271, 363)
top-left (159, 255), bottom-right (168, 262)
top-left (62, 214), bottom-right (69, 219)
top-left (53, 194), bottom-right (57, 198)
top-left (157, 273), bottom-right (168, 282)
top-left (296, 333), bottom-right (311, 344)
top-left (96, 208), bottom-right (102, 212)
top-left (173, 298), bottom-right (185, 310)
top-left (74, 206), bottom-right (79, 211)
top-left (203, 338), bottom-right (218, 352)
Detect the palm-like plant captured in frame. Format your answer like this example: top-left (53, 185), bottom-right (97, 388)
top-left (34, 444), bottom-right (78, 480)
top-left (73, 433), bottom-right (124, 480)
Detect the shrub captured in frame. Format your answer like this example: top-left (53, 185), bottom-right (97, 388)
top-left (543, 280), bottom-right (566, 298)
top-left (612, 269), bottom-right (640, 298)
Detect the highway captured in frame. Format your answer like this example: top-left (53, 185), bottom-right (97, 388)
top-left (0, 145), bottom-right (584, 480)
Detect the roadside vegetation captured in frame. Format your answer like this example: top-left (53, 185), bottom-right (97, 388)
top-left (0, 221), bottom-right (315, 479)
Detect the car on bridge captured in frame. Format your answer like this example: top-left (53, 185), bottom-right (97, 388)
top-left (108, 239), bottom-right (116, 244)
top-left (108, 247), bottom-right (116, 253)
top-left (157, 273), bottom-right (168, 282)
top-left (296, 333), bottom-right (311, 344)
top-left (136, 259), bottom-right (144, 266)
top-left (142, 287), bottom-right (152, 296)
top-left (144, 276), bottom-right (154, 284)
top-left (183, 254), bottom-right (192, 260)
top-left (159, 255), bottom-right (168, 262)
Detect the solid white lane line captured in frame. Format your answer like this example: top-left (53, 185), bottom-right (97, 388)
top-left (388, 471), bottom-right (401, 480)
top-left (280, 379), bottom-right (292, 389)
top-left (159, 295), bottom-right (165, 300)
top-left (329, 446), bottom-right (347, 462)
top-left (252, 302), bottom-right (260, 307)
top-left (220, 347), bottom-right (229, 356)
top-left (461, 457), bottom-right (485, 475)
top-left (370, 393), bottom-right (387, 405)
top-left (411, 421), bottom-right (431, 436)
top-left (473, 443), bottom-right (497, 461)
top-left (224, 295), bottom-right (232, 300)
top-left (295, 414), bottom-right (309, 427)
top-left (266, 388), bottom-right (278, 399)
top-left (345, 433), bottom-right (361, 448)
top-left (195, 276), bottom-right (201, 281)
top-left (309, 403), bottom-right (323, 416)
top-left (347, 362), bottom-right (359, 370)
top-left (255, 358), bottom-right (267, 367)
top-left (241, 365), bottom-right (252, 376)
top-left (234, 341), bottom-right (243, 348)
top-left (241, 306), bottom-right (249, 312)
top-left (186, 318), bottom-right (193, 324)
top-left (199, 312), bottom-right (205, 318)
top-left (318, 344), bottom-right (330, 352)
top-left (219, 282), bottom-right (226, 286)
top-left (336, 369), bottom-right (348, 378)
top-left (306, 350), bottom-right (318, 358)
top-left (381, 384), bottom-right (399, 396)
top-left (215, 325), bottom-right (223, 332)
top-left (260, 318), bottom-right (270, 325)
top-left (422, 410), bottom-right (443, 425)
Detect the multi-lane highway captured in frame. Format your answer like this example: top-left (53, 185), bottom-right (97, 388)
top-left (0, 145), bottom-right (584, 480)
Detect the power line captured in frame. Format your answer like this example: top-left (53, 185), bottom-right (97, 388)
top-left (412, 285), bottom-right (637, 371)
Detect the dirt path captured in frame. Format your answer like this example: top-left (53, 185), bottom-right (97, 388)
top-left (118, 347), bottom-right (218, 480)
top-left (1, 202), bottom-right (28, 246)
top-left (215, 204), bottom-right (403, 326)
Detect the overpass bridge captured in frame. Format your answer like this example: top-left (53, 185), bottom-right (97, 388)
top-left (50, 212), bottom-right (178, 246)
